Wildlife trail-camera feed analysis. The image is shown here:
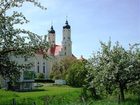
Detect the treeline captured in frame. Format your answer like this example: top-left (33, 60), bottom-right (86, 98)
top-left (50, 40), bottom-right (140, 103)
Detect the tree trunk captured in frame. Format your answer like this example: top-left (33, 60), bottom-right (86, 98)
top-left (90, 87), bottom-right (99, 99)
top-left (119, 82), bottom-right (125, 102)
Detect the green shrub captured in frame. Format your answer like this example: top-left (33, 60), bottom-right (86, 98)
top-left (37, 73), bottom-right (45, 79)
top-left (66, 61), bottom-right (87, 87)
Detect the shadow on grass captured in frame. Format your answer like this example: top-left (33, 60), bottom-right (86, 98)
top-left (17, 88), bottom-right (46, 92)
top-left (124, 97), bottom-right (139, 105)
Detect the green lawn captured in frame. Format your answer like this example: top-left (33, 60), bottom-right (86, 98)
top-left (0, 84), bottom-right (81, 105)
top-left (0, 84), bottom-right (139, 105)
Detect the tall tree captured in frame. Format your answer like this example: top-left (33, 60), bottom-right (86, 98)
top-left (0, 0), bottom-right (48, 81)
top-left (67, 60), bottom-right (87, 87)
top-left (86, 41), bottom-right (140, 101)
top-left (50, 57), bottom-right (76, 80)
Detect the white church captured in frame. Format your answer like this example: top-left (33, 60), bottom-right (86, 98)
top-left (0, 20), bottom-right (74, 90)
top-left (37, 20), bottom-right (73, 78)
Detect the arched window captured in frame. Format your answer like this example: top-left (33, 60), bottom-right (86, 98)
top-left (43, 62), bottom-right (45, 73)
top-left (24, 56), bottom-right (28, 61)
top-left (37, 62), bottom-right (39, 73)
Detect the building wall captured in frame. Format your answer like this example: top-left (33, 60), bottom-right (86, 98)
top-left (0, 76), bottom-right (8, 89)
top-left (10, 54), bottom-right (50, 80)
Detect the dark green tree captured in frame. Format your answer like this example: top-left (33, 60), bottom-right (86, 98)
top-left (67, 60), bottom-right (87, 87)
top-left (50, 57), bottom-right (76, 80)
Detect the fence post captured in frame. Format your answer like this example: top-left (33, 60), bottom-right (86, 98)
top-left (33, 101), bottom-right (36, 105)
top-left (44, 99), bottom-right (48, 105)
top-left (118, 94), bottom-right (120, 104)
top-left (12, 98), bottom-right (16, 105)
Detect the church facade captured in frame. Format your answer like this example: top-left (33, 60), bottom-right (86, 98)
top-left (38, 20), bottom-right (73, 78)
top-left (46, 20), bottom-right (73, 77)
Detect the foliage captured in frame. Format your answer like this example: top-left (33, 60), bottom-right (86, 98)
top-left (23, 70), bottom-right (34, 80)
top-left (0, 0), bottom-right (48, 81)
top-left (50, 56), bottom-right (88, 87)
top-left (66, 60), bottom-right (87, 87)
top-left (50, 57), bottom-right (76, 80)
top-left (84, 40), bottom-right (140, 102)
top-left (36, 73), bottom-right (45, 79)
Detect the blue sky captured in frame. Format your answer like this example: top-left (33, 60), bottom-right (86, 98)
top-left (10, 0), bottom-right (140, 58)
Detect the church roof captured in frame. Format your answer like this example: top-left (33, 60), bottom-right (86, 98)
top-left (48, 45), bottom-right (62, 56)
top-left (36, 45), bottom-right (76, 58)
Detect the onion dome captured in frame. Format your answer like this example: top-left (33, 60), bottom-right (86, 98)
top-left (48, 26), bottom-right (55, 33)
top-left (63, 20), bottom-right (71, 29)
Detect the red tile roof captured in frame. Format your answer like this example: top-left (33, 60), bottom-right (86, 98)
top-left (48, 45), bottom-right (62, 56)
top-left (36, 45), bottom-right (76, 58)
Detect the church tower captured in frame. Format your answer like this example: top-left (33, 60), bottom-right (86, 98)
top-left (62, 20), bottom-right (72, 56)
top-left (48, 26), bottom-right (55, 47)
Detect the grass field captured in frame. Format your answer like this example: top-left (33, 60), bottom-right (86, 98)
top-left (0, 84), bottom-right (81, 105)
top-left (0, 84), bottom-right (139, 105)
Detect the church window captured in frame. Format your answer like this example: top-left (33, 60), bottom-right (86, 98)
top-left (37, 66), bottom-right (39, 73)
top-left (64, 47), bottom-right (66, 50)
top-left (65, 52), bottom-right (66, 55)
top-left (43, 66), bottom-right (45, 73)
top-left (24, 56), bottom-right (28, 61)
top-left (63, 37), bottom-right (65, 40)
top-left (43, 62), bottom-right (45, 73)
top-left (37, 62), bottom-right (39, 73)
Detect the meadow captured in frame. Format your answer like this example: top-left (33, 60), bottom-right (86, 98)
top-left (0, 84), bottom-right (139, 105)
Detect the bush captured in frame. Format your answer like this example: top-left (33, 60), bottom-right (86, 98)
top-left (37, 73), bottom-right (45, 79)
top-left (66, 61), bottom-right (87, 87)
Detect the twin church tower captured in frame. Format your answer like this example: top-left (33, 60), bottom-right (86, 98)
top-left (47, 20), bottom-right (72, 57)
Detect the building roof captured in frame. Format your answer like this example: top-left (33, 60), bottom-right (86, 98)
top-left (36, 45), bottom-right (76, 58)
top-left (48, 45), bottom-right (62, 56)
